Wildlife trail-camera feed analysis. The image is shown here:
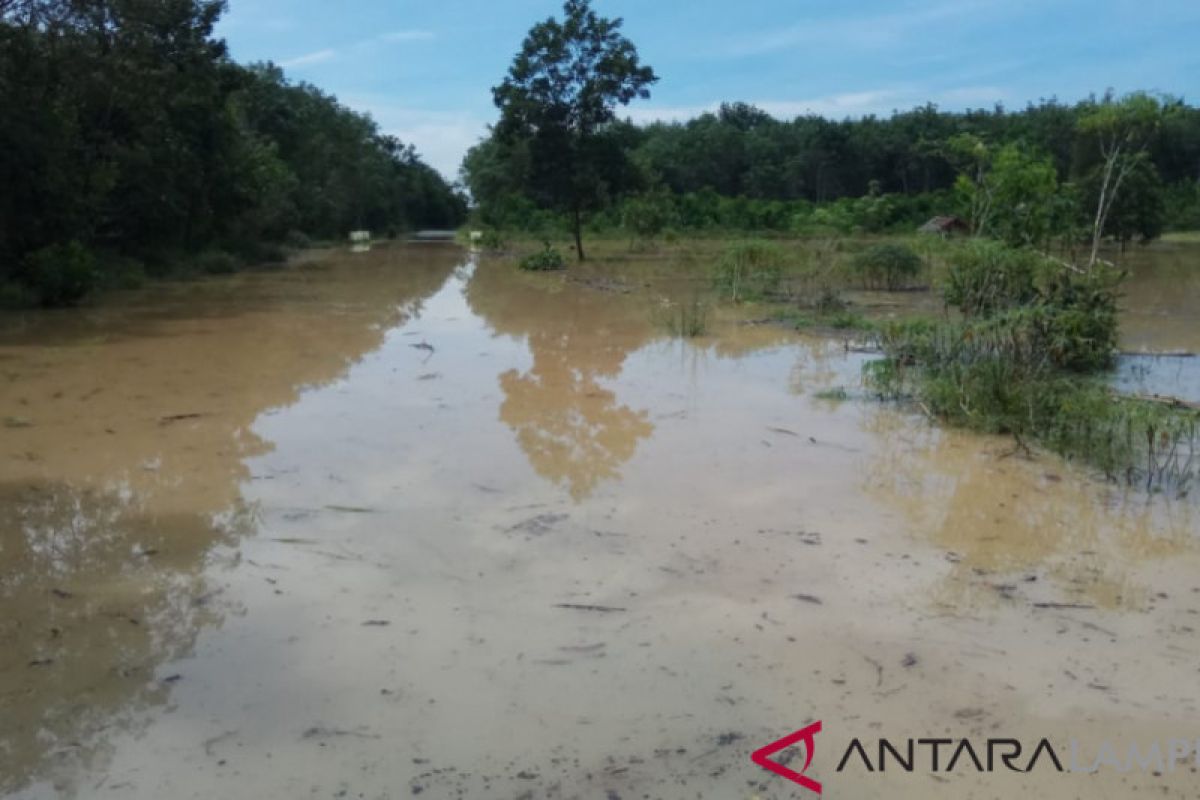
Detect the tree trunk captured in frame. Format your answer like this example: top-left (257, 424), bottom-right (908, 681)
top-left (573, 207), bottom-right (585, 261)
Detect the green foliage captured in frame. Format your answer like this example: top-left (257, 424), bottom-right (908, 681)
top-left (465, 90), bottom-right (1199, 249)
top-left (1076, 92), bottom-right (1169, 266)
top-left (850, 243), bottom-right (923, 290)
top-left (711, 240), bottom-right (785, 302)
top-left (284, 230), bottom-right (313, 250)
top-left (0, 280), bottom-right (36, 309)
top-left (813, 387), bottom-right (850, 401)
top-left (97, 254), bottom-right (147, 290)
top-left (1163, 182), bottom-right (1200, 231)
top-left (1084, 157), bottom-right (1166, 244)
top-left (20, 242), bottom-right (98, 306)
top-left (942, 240), bottom-right (1043, 316)
top-left (949, 138), bottom-right (1065, 246)
top-left (774, 308), bottom-right (875, 332)
top-left (231, 239), bottom-right (288, 266)
top-left (860, 241), bottom-right (1176, 487)
top-left (519, 243), bottom-right (567, 271)
top-left (477, 229), bottom-right (509, 252)
top-left (489, 0), bottom-right (657, 260)
top-left (0, 2), bottom-right (465, 306)
top-left (622, 186), bottom-right (677, 240)
top-left (192, 250), bottom-right (241, 275)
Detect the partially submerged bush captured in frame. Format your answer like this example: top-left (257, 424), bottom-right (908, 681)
top-left (477, 229), bottom-right (508, 252)
top-left (942, 240), bottom-right (1042, 316)
top-left (850, 243), bottom-right (923, 290)
top-left (20, 241), bottom-right (99, 306)
top-left (862, 247), bottom-right (1186, 488)
top-left (712, 240), bottom-right (785, 302)
top-left (519, 243), bottom-right (566, 271)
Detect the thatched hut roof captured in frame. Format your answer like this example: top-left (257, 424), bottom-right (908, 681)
top-left (918, 215), bottom-right (969, 234)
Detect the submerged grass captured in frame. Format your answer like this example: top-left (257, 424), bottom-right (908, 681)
top-left (864, 251), bottom-right (1200, 492)
top-left (653, 295), bottom-right (711, 337)
top-left (813, 387), bottom-right (850, 402)
top-left (773, 307), bottom-right (876, 332)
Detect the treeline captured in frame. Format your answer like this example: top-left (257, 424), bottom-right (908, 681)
top-left (1, 0), bottom-right (466, 306)
top-left (465, 96), bottom-right (1200, 238)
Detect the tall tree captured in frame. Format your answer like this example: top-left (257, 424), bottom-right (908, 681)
top-left (492, 0), bottom-right (656, 260)
top-left (1077, 92), bottom-right (1164, 268)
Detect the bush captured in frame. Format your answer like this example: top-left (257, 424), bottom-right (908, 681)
top-left (20, 241), bottom-right (99, 306)
top-left (864, 252), bottom-right (1136, 482)
top-left (1036, 268), bottom-right (1121, 372)
top-left (519, 243), bottom-right (566, 271)
top-left (284, 230), bottom-right (313, 249)
top-left (850, 243), bottom-right (923, 289)
top-left (192, 250), bottom-right (241, 275)
top-left (621, 188), bottom-right (677, 240)
top-left (477, 229), bottom-right (508, 252)
top-left (942, 240), bottom-right (1043, 316)
top-left (231, 239), bottom-right (288, 265)
top-left (98, 254), bottom-right (147, 290)
top-left (0, 280), bottom-right (36, 309)
top-left (712, 240), bottom-right (785, 301)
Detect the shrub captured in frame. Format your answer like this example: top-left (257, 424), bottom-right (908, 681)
top-left (815, 286), bottom-right (848, 313)
top-left (862, 253), bottom-right (1149, 484)
top-left (942, 240), bottom-right (1043, 316)
top-left (192, 250), bottom-right (241, 275)
top-left (20, 241), bottom-right (99, 306)
top-left (850, 243), bottom-right (923, 290)
top-left (231, 239), bottom-right (288, 265)
top-left (621, 188), bottom-right (677, 240)
top-left (478, 229), bottom-right (508, 252)
top-left (284, 230), bottom-right (313, 249)
top-left (98, 254), bottom-right (147, 290)
top-left (0, 280), bottom-right (36, 309)
top-left (519, 243), bottom-right (566, 271)
top-left (711, 240), bottom-right (785, 301)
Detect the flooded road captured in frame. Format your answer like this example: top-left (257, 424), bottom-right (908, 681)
top-left (2, 243), bottom-right (1199, 799)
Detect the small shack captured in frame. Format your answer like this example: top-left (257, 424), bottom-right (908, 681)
top-left (918, 216), bottom-right (969, 236)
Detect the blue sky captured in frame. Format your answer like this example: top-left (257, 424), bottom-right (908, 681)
top-left (216, 0), bottom-right (1200, 180)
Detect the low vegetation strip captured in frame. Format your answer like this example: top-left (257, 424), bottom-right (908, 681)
top-left (864, 244), bottom-right (1199, 492)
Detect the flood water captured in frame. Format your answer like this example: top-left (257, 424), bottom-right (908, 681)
top-left (2, 243), bottom-right (1199, 799)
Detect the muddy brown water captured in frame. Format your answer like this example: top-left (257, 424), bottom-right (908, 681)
top-left (1, 243), bottom-right (1199, 799)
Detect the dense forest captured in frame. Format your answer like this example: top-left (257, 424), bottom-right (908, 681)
top-left (0, 0), bottom-right (466, 306)
top-left (465, 96), bottom-right (1200, 240)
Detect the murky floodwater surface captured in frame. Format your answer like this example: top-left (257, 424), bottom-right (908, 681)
top-left (2, 244), bottom-right (1199, 799)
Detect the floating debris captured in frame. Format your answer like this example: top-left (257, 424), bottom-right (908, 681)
top-left (554, 603), bottom-right (626, 613)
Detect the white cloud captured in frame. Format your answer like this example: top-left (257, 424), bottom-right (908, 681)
top-left (279, 48), bottom-right (336, 68)
top-left (725, 0), bottom-right (1003, 56)
top-left (380, 30), bottom-right (435, 43)
top-left (340, 94), bottom-right (487, 180)
top-left (627, 86), bottom-right (1012, 124)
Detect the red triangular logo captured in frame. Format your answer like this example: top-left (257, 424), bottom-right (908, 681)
top-left (751, 721), bottom-right (823, 794)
